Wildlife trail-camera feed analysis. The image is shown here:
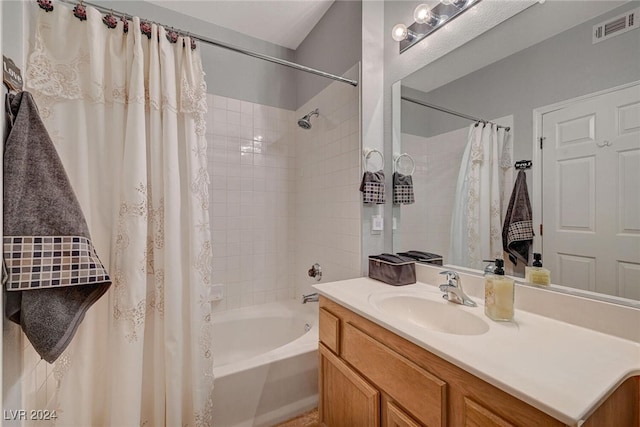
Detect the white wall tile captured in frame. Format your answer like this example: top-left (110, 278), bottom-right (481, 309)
top-left (207, 75), bottom-right (361, 313)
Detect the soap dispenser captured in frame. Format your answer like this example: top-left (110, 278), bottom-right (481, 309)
top-left (525, 253), bottom-right (551, 286)
top-left (484, 259), bottom-right (514, 321)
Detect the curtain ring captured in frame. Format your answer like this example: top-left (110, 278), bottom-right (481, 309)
top-left (73, 0), bottom-right (87, 21)
top-left (103, 9), bottom-right (118, 29)
top-left (37, 0), bottom-right (54, 12)
top-left (121, 12), bottom-right (129, 33)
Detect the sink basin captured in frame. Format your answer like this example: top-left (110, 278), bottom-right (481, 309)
top-left (369, 292), bottom-right (489, 336)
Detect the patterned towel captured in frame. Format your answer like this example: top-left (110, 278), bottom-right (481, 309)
top-left (3, 92), bottom-right (111, 363)
top-left (393, 172), bottom-right (415, 205)
top-left (502, 170), bottom-right (534, 265)
top-left (359, 170), bottom-right (386, 204)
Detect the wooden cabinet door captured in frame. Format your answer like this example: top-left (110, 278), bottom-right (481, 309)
top-left (319, 344), bottom-right (380, 427)
top-left (385, 400), bottom-right (422, 427)
top-left (463, 397), bottom-right (515, 427)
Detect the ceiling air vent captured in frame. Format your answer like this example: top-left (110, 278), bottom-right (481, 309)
top-left (593, 7), bottom-right (639, 44)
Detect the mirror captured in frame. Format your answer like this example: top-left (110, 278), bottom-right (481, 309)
top-left (392, 1), bottom-right (640, 306)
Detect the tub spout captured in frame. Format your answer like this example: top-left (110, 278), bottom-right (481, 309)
top-left (302, 292), bottom-right (319, 304)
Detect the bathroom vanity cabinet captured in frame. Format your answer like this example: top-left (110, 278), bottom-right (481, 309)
top-left (318, 296), bottom-right (639, 427)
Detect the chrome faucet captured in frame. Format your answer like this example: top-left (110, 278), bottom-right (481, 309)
top-left (439, 271), bottom-right (477, 307)
top-left (302, 292), bottom-right (320, 304)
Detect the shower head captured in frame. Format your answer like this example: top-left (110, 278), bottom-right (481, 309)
top-left (297, 109), bottom-right (319, 130)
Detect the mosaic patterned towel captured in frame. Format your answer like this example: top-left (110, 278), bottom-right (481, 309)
top-left (3, 91), bottom-right (111, 363)
top-left (359, 170), bottom-right (386, 204)
top-left (3, 236), bottom-right (109, 290)
top-left (502, 170), bottom-right (534, 266)
top-left (393, 172), bottom-right (415, 205)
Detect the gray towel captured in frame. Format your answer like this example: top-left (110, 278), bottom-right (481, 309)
top-left (393, 172), bottom-right (414, 205)
top-left (359, 170), bottom-right (386, 204)
top-left (3, 91), bottom-right (111, 363)
top-left (502, 170), bottom-right (534, 266)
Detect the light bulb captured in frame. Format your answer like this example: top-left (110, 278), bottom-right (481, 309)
top-left (414, 4), bottom-right (442, 26)
top-left (391, 23), bottom-right (409, 41)
top-left (413, 4), bottom-right (432, 24)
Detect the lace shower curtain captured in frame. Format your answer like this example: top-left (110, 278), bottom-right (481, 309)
top-left (449, 123), bottom-right (512, 270)
top-left (25, 3), bottom-right (213, 426)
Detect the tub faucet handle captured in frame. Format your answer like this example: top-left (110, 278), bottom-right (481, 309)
top-left (308, 263), bottom-right (322, 281)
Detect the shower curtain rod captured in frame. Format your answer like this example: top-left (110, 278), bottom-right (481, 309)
top-left (55, 0), bottom-right (359, 87)
top-left (401, 96), bottom-right (510, 131)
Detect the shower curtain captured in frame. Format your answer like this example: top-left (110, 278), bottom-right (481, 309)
top-left (449, 123), bottom-right (511, 270)
top-left (25, 3), bottom-right (213, 426)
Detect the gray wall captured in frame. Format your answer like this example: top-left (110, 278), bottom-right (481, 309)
top-left (401, 2), bottom-right (640, 165)
top-left (97, 1), bottom-right (299, 110)
top-left (294, 0), bottom-right (362, 108)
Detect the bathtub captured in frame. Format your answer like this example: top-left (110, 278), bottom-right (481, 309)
top-left (212, 299), bottom-right (319, 427)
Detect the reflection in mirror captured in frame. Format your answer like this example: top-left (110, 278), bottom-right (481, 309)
top-left (392, 1), bottom-right (640, 305)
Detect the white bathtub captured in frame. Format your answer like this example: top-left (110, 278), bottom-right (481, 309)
top-left (212, 299), bottom-right (319, 427)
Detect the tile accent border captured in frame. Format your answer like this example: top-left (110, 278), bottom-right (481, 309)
top-left (3, 236), bottom-right (110, 290)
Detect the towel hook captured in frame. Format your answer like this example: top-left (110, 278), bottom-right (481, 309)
top-left (363, 148), bottom-right (384, 172)
top-left (394, 153), bottom-right (415, 175)
top-left (3, 55), bottom-right (23, 94)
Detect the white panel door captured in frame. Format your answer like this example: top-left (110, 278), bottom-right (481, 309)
top-left (542, 84), bottom-right (640, 298)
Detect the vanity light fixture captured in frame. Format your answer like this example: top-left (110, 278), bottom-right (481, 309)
top-left (441, 0), bottom-right (470, 9)
top-left (393, 0), bottom-right (482, 53)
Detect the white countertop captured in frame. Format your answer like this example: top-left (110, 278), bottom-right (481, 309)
top-left (314, 277), bottom-right (640, 426)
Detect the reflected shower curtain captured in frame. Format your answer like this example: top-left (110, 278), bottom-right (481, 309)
top-left (449, 123), bottom-right (512, 270)
top-left (25, 3), bottom-right (213, 426)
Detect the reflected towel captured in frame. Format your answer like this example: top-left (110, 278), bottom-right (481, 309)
top-left (502, 170), bottom-right (534, 266)
top-left (3, 92), bottom-right (111, 363)
top-left (360, 170), bottom-right (386, 204)
top-left (393, 172), bottom-right (415, 205)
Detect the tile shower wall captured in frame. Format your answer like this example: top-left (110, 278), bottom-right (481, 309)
top-left (294, 70), bottom-right (361, 298)
top-left (393, 130), bottom-right (468, 261)
top-left (394, 115), bottom-right (512, 262)
top-left (207, 95), bottom-right (297, 311)
top-left (206, 70), bottom-right (360, 311)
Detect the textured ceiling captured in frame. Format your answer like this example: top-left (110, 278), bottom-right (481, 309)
top-left (145, 0), bottom-right (335, 50)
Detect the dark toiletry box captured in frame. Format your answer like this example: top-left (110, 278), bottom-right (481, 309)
top-left (368, 254), bottom-right (416, 286)
top-left (397, 251), bottom-right (443, 265)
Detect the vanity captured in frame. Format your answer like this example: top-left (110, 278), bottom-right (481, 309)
top-left (314, 268), bottom-right (640, 427)
top-left (332, 1), bottom-right (640, 424)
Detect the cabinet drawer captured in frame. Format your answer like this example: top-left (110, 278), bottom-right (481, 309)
top-left (342, 322), bottom-right (446, 426)
top-left (319, 308), bottom-right (340, 354)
